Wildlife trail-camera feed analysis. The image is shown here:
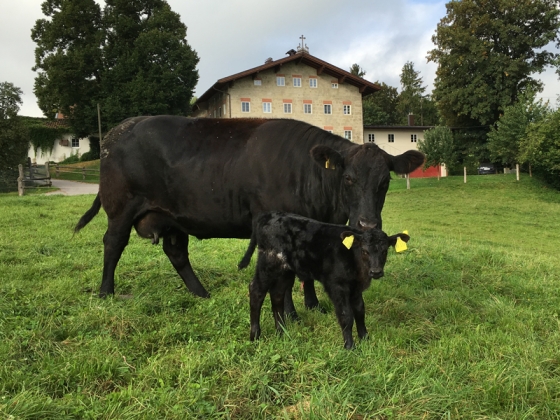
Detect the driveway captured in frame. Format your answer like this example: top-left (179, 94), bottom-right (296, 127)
top-left (46, 179), bottom-right (99, 196)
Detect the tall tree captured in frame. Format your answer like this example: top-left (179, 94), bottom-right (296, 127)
top-left (487, 90), bottom-right (549, 167)
top-left (363, 82), bottom-right (400, 126)
top-left (428, 0), bottom-right (560, 128)
top-left (32, 0), bottom-right (199, 138)
top-left (0, 82), bottom-right (29, 169)
top-left (397, 61), bottom-right (426, 122)
top-left (349, 63), bottom-right (366, 78)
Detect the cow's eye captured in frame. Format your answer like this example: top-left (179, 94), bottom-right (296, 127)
top-left (362, 249), bottom-right (369, 256)
top-left (344, 175), bottom-right (354, 185)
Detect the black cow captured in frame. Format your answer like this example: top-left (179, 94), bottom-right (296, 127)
top-left (240, 212), bottom-right (410, 349)
top-left (75, 117), bottom-right (423, 311)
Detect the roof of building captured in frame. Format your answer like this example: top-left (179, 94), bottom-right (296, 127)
top-left (194, 51), bottom-right (381, 106)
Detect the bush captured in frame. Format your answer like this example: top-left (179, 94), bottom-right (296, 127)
top-left (80, 151), bottom-right (96, 162)
top-left (59, 154), bottom-right (81, 164)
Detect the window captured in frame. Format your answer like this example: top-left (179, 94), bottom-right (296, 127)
top-left (276, 76), bottom-right (285, 86)
top-left (241, 101), bottom-right (250, 113)
top-left (293, 77), bottom-right (301, 87)
top-left (332, 82), bottom-right (338, 89)
top-left (71, 138), bottom-right (79, 148)
top-left (344, 130), bottom-right (352, 140)
top-left (343, 105), bottom-right (352, 115)
top-left (304, 103), bottom-right (312, 114)
top-left (262, 102), bottom-right (271, 113)
top-left (283, 103), bottom-right (292, 114)
top-left (223, 104), bottom-right (227, 116)
top-left (388, 134), bottom-right (395, 143)
top-left (254, 79), bottom-right (262, 86)
top-left (368, 134), bottom-right (375, 143)
top-left (324, 104), bottom-right (332, 114)
top-left (411, 134), bottom-right (417, 142)
top-left (309, 78), bottom-right (317, 88)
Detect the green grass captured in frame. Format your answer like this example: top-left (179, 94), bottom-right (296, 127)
top-left (1, 174), bottom-right (560, 419)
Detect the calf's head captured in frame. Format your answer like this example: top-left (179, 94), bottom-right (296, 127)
top-left (311, 143), bottom-right (424, 231)
top-left (342, 230), bottom-right (410, 279)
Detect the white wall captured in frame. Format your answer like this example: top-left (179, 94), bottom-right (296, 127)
top-left (28, 134), bottom-right (91, 164)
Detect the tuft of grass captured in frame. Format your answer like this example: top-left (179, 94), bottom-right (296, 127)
top-left (1, 174), bottom-right (560, 418)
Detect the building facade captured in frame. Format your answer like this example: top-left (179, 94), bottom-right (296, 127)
top-left (193, 51), bottom-right (380, 143)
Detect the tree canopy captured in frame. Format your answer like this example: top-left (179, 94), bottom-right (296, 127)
top-left (32, 0), bottom-right (199, 138)
top-left (428, 0), bottom-right (560, 128)
top-left (0, 82), bottom-right (30, 169)
top-left (363, 82), bottom-right (400, 126)
top-left (418, 126), bottom-right (456, 179)
top-left (487, 90), bottom-right (549, 167)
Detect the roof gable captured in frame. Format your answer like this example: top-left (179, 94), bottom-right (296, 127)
top-left (195, 52), bottom-right (380, 105)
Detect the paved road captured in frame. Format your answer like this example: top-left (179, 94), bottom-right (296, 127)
top-left (46, 179), bottom-right (99, 196)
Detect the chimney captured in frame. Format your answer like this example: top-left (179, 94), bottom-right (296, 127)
top-left (407, 113), bottom-right (415, 126)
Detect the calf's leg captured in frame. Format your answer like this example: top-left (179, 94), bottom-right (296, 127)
top-left (163, 231), bottom-right (210, 298)
top-left (283, 277), bottom-right (299, 320)
top-left (350, 289), bottom-right (368, 340)
top-left (324, 283), bottom-right (355, 349)
top-left (270, 272), bottom-right (293, 335)
top-left (249, 271), bottom-right (268, 341)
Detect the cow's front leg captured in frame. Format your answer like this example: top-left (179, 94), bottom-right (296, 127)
top-left (163, 231), bottom-right (210, 298)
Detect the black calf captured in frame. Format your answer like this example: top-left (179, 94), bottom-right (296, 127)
top-left (240, 212), bottom-right (409, 349)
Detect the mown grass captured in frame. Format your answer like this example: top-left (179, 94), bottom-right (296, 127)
top-left (1, 174), bottom-right (559, 419)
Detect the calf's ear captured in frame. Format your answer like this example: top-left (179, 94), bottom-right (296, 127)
top-left (311, 145), bottom-right (345, 171)
top-left (340, 231), bottom-right (361, 249)
top-left (388, 233), bottom-right (410, 247)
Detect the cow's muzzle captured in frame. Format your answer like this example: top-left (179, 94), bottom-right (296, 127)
top-left (369, 269), bottom-right (384, 279)
top-left (358, 219), bottom-right (378, 230)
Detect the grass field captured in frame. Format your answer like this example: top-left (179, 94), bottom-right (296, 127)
top-left (51, 160), bottom-right (100, 183)
top-left (1, 174), bottom-right (559, 419)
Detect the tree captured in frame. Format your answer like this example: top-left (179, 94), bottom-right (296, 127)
top-left (428, 0), bottom-right (560, 128)
top-left (487, 90), bottom-right (549, 167)
top-left (0, 82), bottom-right (29, 169)
top-left (349, 63), bottom-right (366, 78)
top-left (363, 82), bottom-right (400, 126)
top-left (397, 61), bottom-right (426, 123)
top-left (520, 109), bottom-right (560, 189)
top-left (32, 0), bottom-right (199, 138)
top-left (418, 126), bottom-right (456, 180)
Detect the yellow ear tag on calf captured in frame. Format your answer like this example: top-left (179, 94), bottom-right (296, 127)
top-left (325, 158), bottom-right (330, 169)
top-left (395, 230), bottom-right (409, 253)
top-left (342, 235), bottom-right (354, 249)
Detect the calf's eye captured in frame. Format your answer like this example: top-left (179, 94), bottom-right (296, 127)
top-left (344, 175), bottom-right (354, 185)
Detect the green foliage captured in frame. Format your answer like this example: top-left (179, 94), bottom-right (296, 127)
top-left (59, 154), bottom-right (81, 164)
top-left (1, 176), bottom-right (560, 417)
top-left (32, 0), bottom-right (199, 138)
top-left (20, 117), bottom-right (71, 156)
top-left (521, 108), bottom-right (560, 189)
top-left (0, 82), bottom-right (30, 169)
top-left (418, 126), bottom-right (456, 174)
top-left (428, 0), bottom-right (560, 128)
top-left (397, 62), bottom-right (426, 124)
top-left (363, 82), bottom-right (400, 125)
top-left (487, 90), bottom-right (550, 167)
top-left (349, 63), bottom-right (366, 78)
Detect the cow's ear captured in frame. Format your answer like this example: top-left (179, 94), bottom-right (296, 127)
top-left (385, 150), bottom-right (425, 175)
top-left (388, 233), bottom-right (410, 247)
top-left (311, 145), bottom-right (344, 171)
top-left (340, 231), bottom-right (361, 249)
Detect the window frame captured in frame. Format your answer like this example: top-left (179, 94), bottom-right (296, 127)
top-left (411, 134), bottom-right (417, 142)
top-left (304, 103), bottom-right (312, 114)
top-left (309, 78), bottom-right (317, 88)
top-left (71, 138), bottom-right (79, 148)
top-left (331, 82), bottom-right (339, 89)
top-left (388, 134), bottom-right (395, 143)
top-left (344, 130), bottom-right (352, 140)
top-left (343, 105), bottom-right (352, 115)
top-left (254, 79), bottom-right (262, 86)
top-left (241, 101), bottom-right (251, 113)
top-left (262, 102), bottom-right (272, 113)
top-left (276, 76), bottom-right (285, 86)
top-left (368, 133), bottom-right (375, 143)
top-left (324, 104), bottom-right (332, 115)
top-left (293, 77), bottom-right (302, 87)
top-left (283, 103), bottom-right (292, 114)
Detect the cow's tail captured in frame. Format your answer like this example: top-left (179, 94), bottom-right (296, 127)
top-left (74, 193), bottom-right (102, 233)
top-left (238, 231), bottom-right (257, 270)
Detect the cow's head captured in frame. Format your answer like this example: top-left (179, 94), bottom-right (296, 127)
top-left (341, 230), bottom-right (410, 279)
top-left (311, 143), bottom-right (424, 230)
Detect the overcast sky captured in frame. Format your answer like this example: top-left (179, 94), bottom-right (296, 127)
top-left (1, 0), bottom-right (559, 118)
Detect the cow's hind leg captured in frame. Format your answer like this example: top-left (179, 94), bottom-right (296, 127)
top-left (100, 218), bottom-right (133, 298)
top-left (163, 231), bottom-right (210, 298)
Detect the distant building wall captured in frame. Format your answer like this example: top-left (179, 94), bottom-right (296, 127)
top-left (28, 134), bottom-right (91, 164)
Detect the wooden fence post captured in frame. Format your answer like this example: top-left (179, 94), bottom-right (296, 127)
top-left (516, 163), bottom-right (520, 181)
top-left (406, 174), bottom-right (410, 190)
top-left (82, 166), bottom-right (86, 180)
top-left (56, 163), bottom-right (59, 178)
top-left (464, 167), bottom-right (467, 183)
top-left (18, 164), bottom-right (24, 196)
top-left (45, 162), bottom-right (51, 186)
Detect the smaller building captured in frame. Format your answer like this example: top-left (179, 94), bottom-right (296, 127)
top-left (27, 113), bottom-right (90, 165)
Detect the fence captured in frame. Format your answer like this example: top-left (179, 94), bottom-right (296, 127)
top-left (53, 164), bottom-right (100, 181)
top-left (16, 160), bottom-right (52, 196)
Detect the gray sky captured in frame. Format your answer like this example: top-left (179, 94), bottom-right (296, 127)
top-left (1, 0), bottom-right (559, 118)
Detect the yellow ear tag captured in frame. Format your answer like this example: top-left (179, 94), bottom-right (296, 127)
top-left (395, 230), bottom-right (409, 253)
top-left (325, 158), bottom-right (330, 169)
top-left (342, 235), bottom-right (354, 249)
